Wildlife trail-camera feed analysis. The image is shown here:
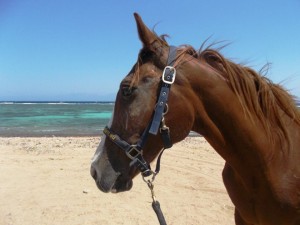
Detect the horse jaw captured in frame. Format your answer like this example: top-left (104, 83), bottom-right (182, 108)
top-left (90, 136), bottom-right (133, 193)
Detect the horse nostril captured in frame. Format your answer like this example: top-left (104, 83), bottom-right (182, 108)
top-left (90, 166), bottom-right (97, 180)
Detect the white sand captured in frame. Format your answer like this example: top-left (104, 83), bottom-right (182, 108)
top-left (0, 137), bottom-right (234, 225)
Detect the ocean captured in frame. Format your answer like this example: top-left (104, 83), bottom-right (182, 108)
top-left (0, 101), bottom-right (114, 137)
top-left (0, 101), bottom-right (299, 137)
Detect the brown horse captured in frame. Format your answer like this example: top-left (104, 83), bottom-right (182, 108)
top-left (91, 13), bottom-right (300, 225)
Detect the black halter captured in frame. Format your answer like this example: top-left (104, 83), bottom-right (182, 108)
top-left (103, 46), bottom-right (177, 177)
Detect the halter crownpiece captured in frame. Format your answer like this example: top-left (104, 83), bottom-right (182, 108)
top-left (103, 46), bottom-right (177, 177)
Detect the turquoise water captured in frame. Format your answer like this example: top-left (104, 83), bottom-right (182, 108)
top-left (0, 102), bottom-right (114, 136)
top-left (0, 101), bottom-right (299, 137)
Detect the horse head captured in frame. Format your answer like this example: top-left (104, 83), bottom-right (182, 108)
top-left (90, 13), bottom-right (196, 193)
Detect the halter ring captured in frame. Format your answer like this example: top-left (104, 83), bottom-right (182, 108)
top-left (126, 145), bottom-right (143, 160)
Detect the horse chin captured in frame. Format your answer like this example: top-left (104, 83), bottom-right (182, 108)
top-left (111, 175), bottom-right (133, 193)
top-left (95, 174), bottom-right (133, 193)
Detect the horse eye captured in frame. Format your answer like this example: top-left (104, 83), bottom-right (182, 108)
top-left (121, 86), bottom-right (136, 97)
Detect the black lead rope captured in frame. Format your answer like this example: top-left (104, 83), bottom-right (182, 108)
top-left (147, 180), bottom-right (167, 225)
top-left (152, 201), bottom-right (167, 225)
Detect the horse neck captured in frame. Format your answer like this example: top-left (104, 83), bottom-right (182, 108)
top-left (183, 61), bottom-right (271, 174)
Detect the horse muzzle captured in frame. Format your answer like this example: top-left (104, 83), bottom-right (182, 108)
top-left (90, 164), bottom-right (133, 193)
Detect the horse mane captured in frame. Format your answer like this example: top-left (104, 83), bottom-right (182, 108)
top-left (177, 44), bottom-right (300, 146)
top-left (132, 31), bottom-right (300, 146)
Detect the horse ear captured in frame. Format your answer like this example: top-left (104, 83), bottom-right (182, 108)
top-left (134, 13), bottom-right (157, 46)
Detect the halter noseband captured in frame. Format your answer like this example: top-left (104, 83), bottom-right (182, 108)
top-left (103, 46), bottom-right (177, 177)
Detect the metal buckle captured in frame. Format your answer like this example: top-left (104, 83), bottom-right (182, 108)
top-left (126, 145), bottom-right (142, 160)
top-left (160, 125), bottom-right (169, 134)
top-left (162, 66), bottom-right (176, 84)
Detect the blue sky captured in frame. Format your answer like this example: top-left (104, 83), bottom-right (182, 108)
top-left (0, 0), bottom-right (299, 101)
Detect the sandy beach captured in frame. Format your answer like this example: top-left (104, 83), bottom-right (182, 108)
top-left (0, 136), bottom-right (234, 225)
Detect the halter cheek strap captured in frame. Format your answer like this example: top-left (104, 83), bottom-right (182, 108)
top-left (103, 46), bottom-right (177, 177)
top-left (149, 45), bottom-right (177, 135)
top-left (149, 66), bottom-right (176, 135)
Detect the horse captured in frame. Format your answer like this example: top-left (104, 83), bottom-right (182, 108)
top-left (90, 13), bottom-right (300, 225)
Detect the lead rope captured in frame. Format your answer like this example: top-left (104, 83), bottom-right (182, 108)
top-left (144, 176), bottom-right (167, 225)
